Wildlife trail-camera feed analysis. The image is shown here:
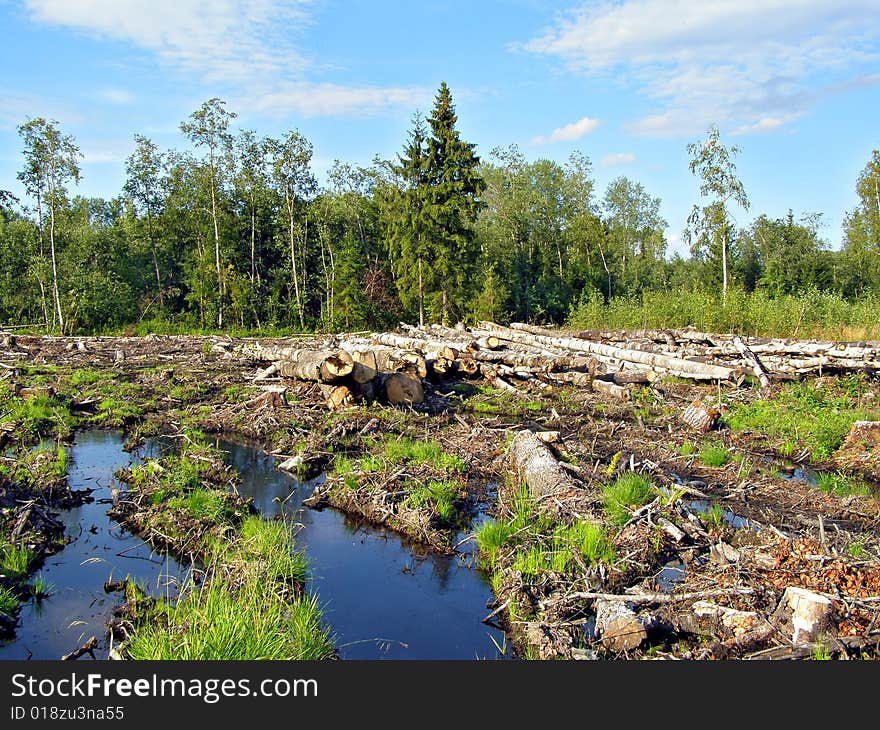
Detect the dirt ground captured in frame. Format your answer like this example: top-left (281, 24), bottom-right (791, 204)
top-left (2, 331), bottom-right (879, 660)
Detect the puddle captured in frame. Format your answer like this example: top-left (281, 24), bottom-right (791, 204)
top-left (1, 431), bottom-right (510, 660)
top-left (684, 498), bottom-right (760, 531)
top-left (0, 431), bottom-right (186, 660)
top-left (219, 438), bottom-right (509, 659)
top-left (654, 560), bottom-right (687, 592)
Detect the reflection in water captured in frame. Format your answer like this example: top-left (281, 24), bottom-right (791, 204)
top-left (219, 438), bottom-right (509, 660)
top-left (0, 431), bottom-right (509, 661)
top-left (0, 431), bottom-right (186, 660)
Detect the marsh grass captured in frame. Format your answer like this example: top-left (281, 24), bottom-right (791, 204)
top-left (0, 585), bottom-right (18, 614)
top-left (124, 517), bottom-right (333, 660)
top-left (405, 479), bottom-right (460, 525)
top-left (726, 380), bottom-right (880, 460)
top-left (602, 474), bottom-right (654, 526)
top-left (699, 443), bottom-right (729, 468)
top-left (166, 488), bottom-right (235, 523)
top-left (381, 434), bottom-right (466, 472)
top-left (0, 544), bottom-right (32, 579)
top-left (814, 471), bottom-right (873, 498)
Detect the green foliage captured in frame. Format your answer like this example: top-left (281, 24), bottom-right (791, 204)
top-left (28, 573), bottom-right (53, 600)
top-left (0, 544), bottom-right (32, 579)
top-left (699, 443), bottom-right (729, 467)
top-left (700, 504), bottom-right (726, 531)
top-left (405, 479), bottom-right (459, 525)
top-left (813, 471), bottom-right (872, 498)
top-left (569, 288), bottom-right (880, 340)
top-left (602, 473), bottom-right (654, 525)
top-left (475, 519), bottom-right (518, 570)
top-left (166, 488), bottom-right (235, 523)
top-left (381, 434), bottom-right (466, 472)
top-left (0, 585), bottom-right (18, 615)
top-left (726, 381), bottom-right (879, 460)
top-left (678, 441), bottom-right (695, 457)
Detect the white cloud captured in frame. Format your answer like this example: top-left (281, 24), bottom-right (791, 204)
top-left (601, 152), bottom-right (636, 166)
top-left (24, 0), bottom-right (423, 118)
top-left (732, 116), bottom-right (792, 136)
top-left (25, 0), bottom-right (311, 84)
top-left (525, 0), bottom-right (880, 137)
top-left (532, 116), bottom-right (599, 145)
top-left (98, 88), bottom-right (135, 106)
top-left (244, 82), bottom-right (429, 119)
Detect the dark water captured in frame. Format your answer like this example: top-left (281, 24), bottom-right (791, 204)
top-left (0, 431), bottom-right (186, 660)
top-left (221, 439), bottom-right (509, 659)
top-left (1, 430), bottom-right (508, 660)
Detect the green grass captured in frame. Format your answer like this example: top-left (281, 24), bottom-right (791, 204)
top-left (699, 443), bottom-right (729, 467)
top-left (0, 544), bottom-right (32, 579)
top-left (678, 441), bottom-right (695, 457)
top-left (53, 445), bottom-right (68, 478)
top-left (95, 397), bottom-right (143, 424)
top-left (0, 585), bottom-right (18, 615)
top-left (381, 434), bottom-right (466, 472)
top-left (475, 519), bottom-right (519, 570)
top-left (28, 573), bottom-right (53, 601)
top-left (551, 521), bottom-right (614, 567)
top-left (68, 369), bottom-right (112, 387)
top-left (700, 504), bottom-right (726, 531)
top-left (602, 474), bottom-right (655, 526)
top-left (166, 488), bottom-right (236, 523)
top-left (568, 288), bottom-right (880, 340)
top-left (726, 380), bottom-right (880, 461)
top-left (124, 517), bottom-right (334, 660)
top-left (511, 521), bottom-right (614, 577)
top-left (2, 395), bottom-right (71, 438)
top-left (814, 471), bottom-right (873, 498)
top-left (405, 480), bottom-right (460, 524)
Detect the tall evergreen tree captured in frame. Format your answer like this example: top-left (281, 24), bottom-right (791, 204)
top-left (382, 112), bottom-right (431, 325)
top-left (423, 82), bottom-right (485, 324)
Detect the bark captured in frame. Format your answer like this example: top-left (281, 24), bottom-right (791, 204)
top-left (507, 429), bottom-right (593, 520)
top-left (379, 372), bottom-right (424, 405)
top-left (477, 322), bottom-right (739, 381)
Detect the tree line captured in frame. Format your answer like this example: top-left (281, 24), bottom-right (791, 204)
top-left (1, 82), bottom-right (878, 334)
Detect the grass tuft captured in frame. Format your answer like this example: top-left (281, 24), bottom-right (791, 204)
top-left (602, 474), bottom-right (654, 526)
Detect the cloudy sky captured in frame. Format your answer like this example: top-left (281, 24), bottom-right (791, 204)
top-left (1, 0), bottom-right (878, 254)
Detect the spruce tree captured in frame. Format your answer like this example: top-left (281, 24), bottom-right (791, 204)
top-left (424, 82), bottom-right (485, 324)
top-left (385, 112), bottom-right (431, 325)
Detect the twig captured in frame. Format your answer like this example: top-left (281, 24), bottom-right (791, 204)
top-left (61, 636), bottom-right (98, 661)
top-left (566, 586), bottom-right (754, 606)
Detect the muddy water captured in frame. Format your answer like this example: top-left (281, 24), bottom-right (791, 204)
top-left (0, 431), bottom-right (185, 660)
top-left (220, 439), bottom-right (509, 659)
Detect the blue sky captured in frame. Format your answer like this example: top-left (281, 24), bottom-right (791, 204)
top-left (1, 0), bottom-right (878, 256)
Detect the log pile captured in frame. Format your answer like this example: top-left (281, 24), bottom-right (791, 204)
top-left (239, 321), bottom-right (880, 410)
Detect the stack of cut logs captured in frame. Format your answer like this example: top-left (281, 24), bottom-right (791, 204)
top-left (241, 322), bottom-right (880, 410)
top-left (240, 321), bottom-right (880, 410)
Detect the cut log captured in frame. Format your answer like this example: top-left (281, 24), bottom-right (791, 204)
top-left (319, 384), bottom-right (354, 411)
top-left (269, 349), bottom-right (354, 382)
top-left (595, 599), bottom-right (647, 652)
top-left (456, 357), bottom-right (479, 376)
top-left (610, 369), bottom-right (655, 385)
top-left (592, 378), bottom-right (630, 400)
top-left (680, 399), bottom-right (720, 433)
top-left (674, 601), bottom-right (760, 640)
top-left (477, 322), bottom-right (739, 381)
top-left (784, 587), bottom-right (833, 644)
top-left (350, 379), bottom-right (377, 402)
top-left (542, 370), bottom-right (594, 388)
top-left (348, 349), bottom-right (378, 383)
top-left (507, 429), bottom-right (591, 520)
top-left (380, 373), bottom-right (424, 406)
top-left (733, 335), bottom-right (771, 390)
